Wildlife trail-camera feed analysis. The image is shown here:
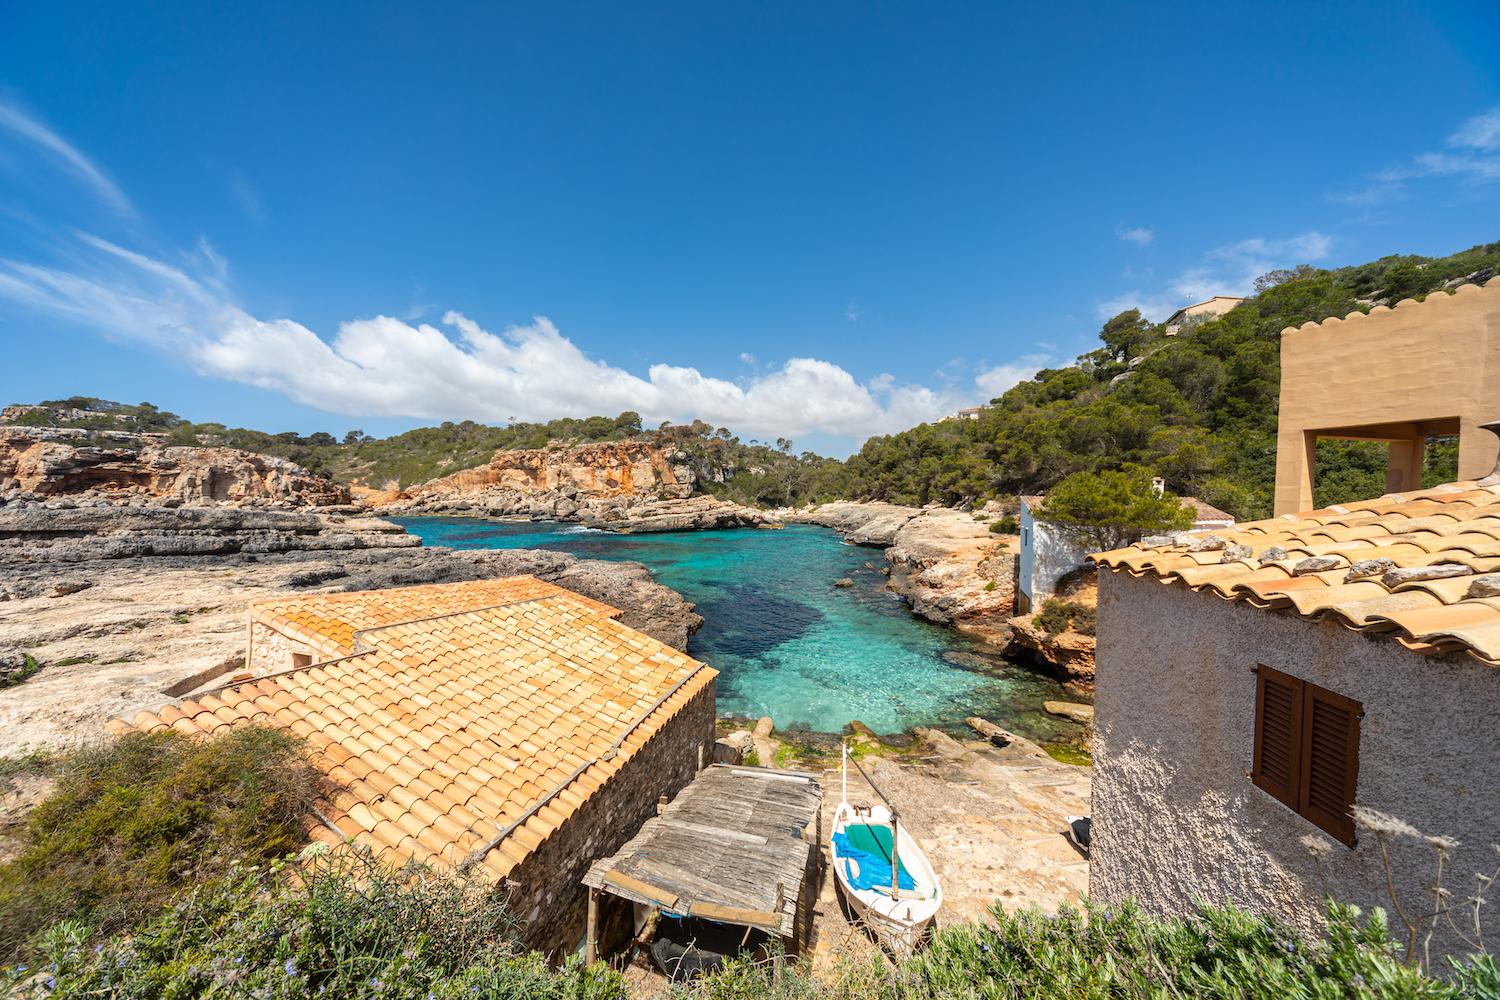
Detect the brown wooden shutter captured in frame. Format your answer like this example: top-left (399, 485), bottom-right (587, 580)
top-left (1299, 685), bottom-right (1361, 846)
top-left (1252, 665), bottom-right (1303, 809)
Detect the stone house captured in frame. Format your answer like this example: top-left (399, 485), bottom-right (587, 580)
top-left (1091, 482), bottom-right (1500, 960)
top-left (118, 576), bottom-right (718, 955)
top-left (1016, 493), bottom-right (1232, 613)
top-left (1163, 295), bottom-right (1245, 335)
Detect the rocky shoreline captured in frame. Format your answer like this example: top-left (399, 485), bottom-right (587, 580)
top-left (788, 500), bottom-right (1018, 646)
top-left (0, 497), bottom-right (701, 754)
top-left (371, 487), bottom-right (777, 533)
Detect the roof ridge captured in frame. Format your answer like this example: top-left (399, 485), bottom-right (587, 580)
top-left (349, 593), bottom-right (583, 651)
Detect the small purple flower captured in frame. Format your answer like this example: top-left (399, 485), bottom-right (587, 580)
top-left (284, 958), bottom-right (298, 976)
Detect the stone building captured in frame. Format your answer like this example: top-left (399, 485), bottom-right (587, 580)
top-left (120, 576), bottom-right (717, 955)
top-left (1016, 493), bottom-right (1232, 613)
top-left (1275, 278), bottom-right (1500, 514)
top-left (1089, 286), bottom-right (1500, 960)
top-left (1163, 295), bottom-right (1244, 335)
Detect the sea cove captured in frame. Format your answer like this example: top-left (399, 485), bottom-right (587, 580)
top-left (395, 515), bottom-right (1085, 741)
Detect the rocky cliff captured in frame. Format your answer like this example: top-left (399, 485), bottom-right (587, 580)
top-left (373, 439), bottom-right (778, 532)
top-left (0, 428), bottom-right (350, 506)
top-left (399, 439), bottom-right (696, 501)
top-left (793, 502), bottom-right (1017, 646)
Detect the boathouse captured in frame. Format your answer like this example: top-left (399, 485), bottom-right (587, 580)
top-left (1088, 280), bottom-right (1500, 961)
top-left (118, 576), bottom-right (718, 954)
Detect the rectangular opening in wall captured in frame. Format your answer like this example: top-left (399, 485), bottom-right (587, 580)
top-left (291, 652), bottom-right (313, 669)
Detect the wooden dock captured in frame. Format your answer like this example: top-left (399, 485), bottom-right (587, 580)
top-left (582, 764), bottom-right (823, 958)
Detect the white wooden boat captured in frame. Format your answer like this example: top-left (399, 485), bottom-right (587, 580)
top-left (829, 745), bottom-right (942, 954)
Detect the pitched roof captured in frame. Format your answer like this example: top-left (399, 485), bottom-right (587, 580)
top-left (1092, 480), bottom-right (1500, 666)
top-left (1181, 497), bottom-right (1234, 523)
top-left (116, 578), bottom-right (714, 879)
top-left (251, 577), bottom-right (623, 659)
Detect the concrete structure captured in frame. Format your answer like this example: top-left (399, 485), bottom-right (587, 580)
top-left (121, 576), bottom-right (718, 955)
top-left (1091, 480), bottom-right (1500, 961)
top-left (1164, 295), bottom-right (1245, 335)
top-left (940, 406), bottom-right (987, 423)
top-left (1274, 278), bottom-right (1500, 515)
top-left (1017, 493), bottom-right (1232, 613)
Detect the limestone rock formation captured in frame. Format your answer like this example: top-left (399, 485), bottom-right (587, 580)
top-left (396, 439), bottom-right (696, 502)
top-left (372, 440), bottom-right (778, 532)
top-left (1004, 614), bottom-right (1096, 687)
top-left (0, 428), bottom-right (349, 506)
top-left (794, 501), bottom-right (1016, 645)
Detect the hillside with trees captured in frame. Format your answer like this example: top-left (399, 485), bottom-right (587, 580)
top-left (837, 239), bottom-right (1499, 518)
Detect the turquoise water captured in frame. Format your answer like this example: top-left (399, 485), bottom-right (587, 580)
top-left (394, 517), bottom-right (1085, 741)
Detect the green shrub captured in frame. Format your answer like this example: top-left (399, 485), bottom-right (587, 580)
top-left (1036, 598), bottom-right (1095, 636)
top-left (988, 514), bottom-right (1018, 534)
top-left (677, 900), bottom-right (1471, 999)
top-left (0, 727), bottom-right (322, 957)
top-left (0, 654), bottom-right (42, 689)
top-left (10, 853), bottom-right (626, 999)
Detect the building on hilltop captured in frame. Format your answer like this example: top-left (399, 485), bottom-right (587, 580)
top-left (1016, 492), bottom-right (1232, 613)
top-left (1163, 295), bottom-right (1245, 336)
top-left (1275, 278), bottom-right (1500, 514)
top-left (1088, 279), bottom-right (1500, 962)
top-left (115, 576), bottom-right (718, 955)
top-left (939, 405), bottom-right (988, 422)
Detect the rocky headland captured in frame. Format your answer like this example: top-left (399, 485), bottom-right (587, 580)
top-left (1, 427), bottom-right (350, 506)
top-left (790, 501), bottom-right (1018, 646)
top-left (367, 439), bottom-right (778, 532)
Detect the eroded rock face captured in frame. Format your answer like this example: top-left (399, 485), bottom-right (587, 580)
top-left (371, 441), bottom-right (777, 532)
top-left (0, 429), bottom-right (350, 506)
top-left (796, 502), bottom-right (1017, 645)
top-left (394, 440), bottom-right (696, 502)
top-left (1005, 615), bottom-right (1096, 687)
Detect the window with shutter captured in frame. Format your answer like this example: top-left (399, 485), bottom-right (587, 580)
top-left (1299, 685), bottom-right (1361, 845)
top-left (1252, 665), bottom-right (1303, 809)
top-left (1251, 666), bottom-right (1361, 846)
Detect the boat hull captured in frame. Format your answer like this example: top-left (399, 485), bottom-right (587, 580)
top-left (829, 801), bottom-right (941, 956)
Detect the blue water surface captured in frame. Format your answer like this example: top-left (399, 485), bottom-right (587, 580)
top-left (394, 517), bottom-right (1084, 740)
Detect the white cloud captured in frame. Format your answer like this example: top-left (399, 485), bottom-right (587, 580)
top-left (1336, 106), bottom-right (1500, 204)
top-left (1115, 224), bottom-right (1154, 247)
top-left (0, 98), bottom-right (135, 218)
top-left (738, 351), bottom-right (756, 365)
top-left (0, 233), bottom-right (969, 442)
top-left (975, 353), bottom-right (1052, 398)
top-left (1097, 231), bottom-right (1333, 321)
top-left (845, 301), bottom-right (862, 322)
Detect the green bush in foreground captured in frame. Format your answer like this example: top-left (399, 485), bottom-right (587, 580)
top-left (1035, 598), bottom-right (1095, 637)
top-left (685, 901), bottom-right (1495, 999)
top-left (0, 727), bottom-right (323, 958)
top-left (8, 853), bottom-right (625, 999)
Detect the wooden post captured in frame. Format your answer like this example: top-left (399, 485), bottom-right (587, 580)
top-left (585, 887), bottom-right (599, 965)
top-left (890, 813), bottom-right (900, 896)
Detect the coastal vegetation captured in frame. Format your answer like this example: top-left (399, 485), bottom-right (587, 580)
top-left (2, 731), bottom-right (1495, 996)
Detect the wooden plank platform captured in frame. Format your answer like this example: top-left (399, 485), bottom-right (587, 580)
top-left (583, 764), bottom-right (822, 937)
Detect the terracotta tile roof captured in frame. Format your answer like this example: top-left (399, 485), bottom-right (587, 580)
top-left (250, 577), bottom-right (623, 659)
top-left (117, 581), bottom-right (713, 878)
top-left (1092, 479), bottom-right (1500, 665)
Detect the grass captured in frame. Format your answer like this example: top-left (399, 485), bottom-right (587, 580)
top-left (1044, 741), bottom-right (1093, 767)
top-left (0, 727), bottom-right (323, 958)
top-left (49, 655), bottom-right (94, 668)
top-left (0, 655), bottom-right (43, 689)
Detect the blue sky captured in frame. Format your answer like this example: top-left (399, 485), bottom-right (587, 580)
top-left (1, 2), bottom-right (1498, 456)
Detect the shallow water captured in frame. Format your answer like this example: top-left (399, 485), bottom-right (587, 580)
top-left (394, 517), bottom-right (1085, 741)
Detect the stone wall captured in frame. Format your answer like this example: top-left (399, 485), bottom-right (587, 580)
top-left (1090, 570), bottom-right (1500, 961)
top-left (247, 620), bottom-right (322, 673)
top-left (503, 678), bottom-right (717, 955)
